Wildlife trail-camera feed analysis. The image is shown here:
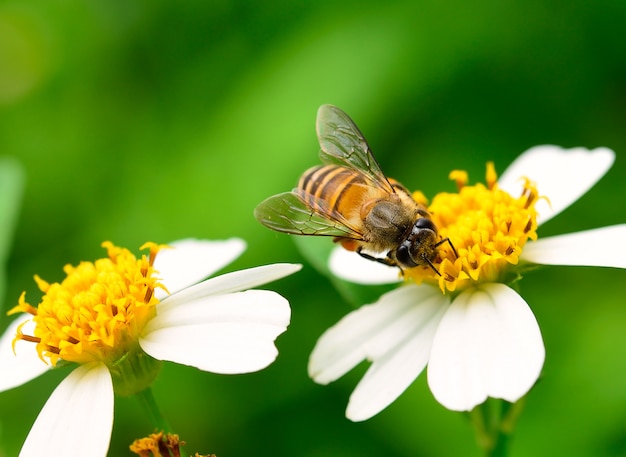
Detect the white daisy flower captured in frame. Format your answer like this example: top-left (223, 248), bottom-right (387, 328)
top-left (0, 238), bottom-right (300, 456)
top-left (309, 145), bottom-right (626, 421)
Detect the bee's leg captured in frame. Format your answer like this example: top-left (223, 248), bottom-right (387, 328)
top-left (356, 248), bottom-right (398, 268)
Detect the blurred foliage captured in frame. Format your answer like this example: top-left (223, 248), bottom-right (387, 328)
top-left (1, 0), bottom-right (626, 456)
top-left (0, 158), bottom-right (24, 308)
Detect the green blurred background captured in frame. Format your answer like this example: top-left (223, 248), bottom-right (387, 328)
top-left (1, 1), bottom-right (626, 456)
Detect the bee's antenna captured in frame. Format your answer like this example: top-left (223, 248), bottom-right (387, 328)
top-left (435, 237), bottom-right (458, 259)
top-left (426, 238), bottom-right (458, 277)
top-left (423, 255), bottom-right (442, 277)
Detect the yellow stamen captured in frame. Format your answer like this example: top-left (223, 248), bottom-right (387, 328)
top-left (405, 164), bottom-right (540, 293)
top-left (8, 292), bottom-right (37, 316)
top-left (9, 242), bottom-right (166, 366)
top-left (486, 161), bottom-right (497, 189)
top-left (449, 170), bottom-right (469, 191)
top-left (411, 190), bottom-right (429, 207)
top-left (32, 275), bottom-right (50, 294)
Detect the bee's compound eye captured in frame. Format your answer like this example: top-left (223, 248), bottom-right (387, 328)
top-left (396, 243), bottom-right (416, 268)
top-left (415, 218), bottom-right (436, 231)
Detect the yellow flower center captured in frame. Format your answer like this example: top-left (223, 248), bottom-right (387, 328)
top-left (9, 241), bottom-right (167, 367)
top-left (405, 163), bottom-right (540, 293)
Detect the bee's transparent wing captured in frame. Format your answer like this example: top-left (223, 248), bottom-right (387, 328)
top-left (254, 191), bottom-right (362, 238)
top-left (316, 104), bottom-right (394, 192)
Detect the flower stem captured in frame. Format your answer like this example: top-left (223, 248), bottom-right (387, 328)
top-left (135, 387), bottom-right (188, 457)
top-left (469, 398), bottom-right (526, 457)
top-left (136, 387), bottom-right (172, 432)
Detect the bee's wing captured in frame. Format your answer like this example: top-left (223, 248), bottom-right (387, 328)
top-left (254, 191), bottom-right (363, 239)
top-left (316, 104), bottom-right (394, 193)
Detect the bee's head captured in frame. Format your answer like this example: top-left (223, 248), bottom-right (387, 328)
top-left (395, 218), bottom-right (439, 272)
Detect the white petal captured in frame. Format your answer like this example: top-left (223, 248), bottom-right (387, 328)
top-left (156, 263), bottom-right (301, 312)
top-left (498, 145), bottom-right (615, 225)
top-left (346, 288), bottom-right (449, 421)
top-left (19, 363), bottom-right (113, 457)
top-left (521, 224), bottom-right (626, 268)
top-left (141, 290), bottom-right (290, 374)
top-left (308, 285), bottom-right (448, 421)
top-left (427, 284), bottom-right (545, 411)
top-left (154, 238), bottom-right (246, 299)
top-left (0, 318), bottom-right (50, 392)
top-left (329, 247), bottom-right (402, 285)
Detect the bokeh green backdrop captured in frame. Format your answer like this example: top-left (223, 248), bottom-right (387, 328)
top-left (1, 1), bottom-right (626, 456)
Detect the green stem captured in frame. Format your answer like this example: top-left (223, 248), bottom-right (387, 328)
top-left (136, 387), bottom-right (173, 432)
top-left (135, 388), bottom-right (188, 457)
top-left (469, 398), bottom-right (526, 457)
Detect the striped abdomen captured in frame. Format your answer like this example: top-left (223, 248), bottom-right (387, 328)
top-left (298, 164), bottom-right (373, 221)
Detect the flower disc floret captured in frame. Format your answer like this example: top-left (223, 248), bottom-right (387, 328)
top-left (406, 163), bottom-right (540, 292)
top-left (9, 241), bottom-right (167, 367)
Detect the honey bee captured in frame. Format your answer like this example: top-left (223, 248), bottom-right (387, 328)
top-left (254, 104), bottom-right (455, 274)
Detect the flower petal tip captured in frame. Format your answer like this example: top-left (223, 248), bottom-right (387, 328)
top-left (427, 284), bottom-right (544, 412)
